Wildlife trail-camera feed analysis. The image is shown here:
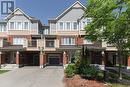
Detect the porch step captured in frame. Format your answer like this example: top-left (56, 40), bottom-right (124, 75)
top-left (1, 64), bottom-right (18, 70)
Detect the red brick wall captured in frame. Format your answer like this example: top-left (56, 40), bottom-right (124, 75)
top-left (7, 36), bottom-right (13, 44)
top-left (7, 35), bottom-right (32, 45)
top-left (128, 56), bottom-right (130, 66)
top-left (76, 37), bottom-right (84, 45)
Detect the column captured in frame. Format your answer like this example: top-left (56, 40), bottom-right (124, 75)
top-left (40, 53), bottom-right (46, 68)
top-left (127, 56), bottom-right (130, 69)
top-left (101, 51), bottom-right (105, 70)
top-left (0, 52), bottom-right (2, 68)
top-left (63, 51), bottom-right (68, 66)
top-left (16, 51), bottom-right (20, 68)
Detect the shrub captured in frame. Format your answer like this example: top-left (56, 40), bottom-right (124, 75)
top-left (81, 65), bottom-right (99, 79)
top-left (65, 64), bottom-right (76, 78)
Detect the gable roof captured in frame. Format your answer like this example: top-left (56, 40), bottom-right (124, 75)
top-left (4, 8), bottom-right (39, 21)
top-left (54, 1), bottom-right (86, 21)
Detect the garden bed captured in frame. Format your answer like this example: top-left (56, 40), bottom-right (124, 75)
top-left (64, 75), bottom-right (107, 87)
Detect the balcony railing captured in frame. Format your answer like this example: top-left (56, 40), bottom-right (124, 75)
top-left (45, 40), bottom-right (55, 48)
top-left (28, 40), bottom-right (37, 47)
top-left (79, 30), bottom-right (86, 35)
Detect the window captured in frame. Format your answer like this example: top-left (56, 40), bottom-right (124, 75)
top-left (17, 22), bottom-right (22, 29)
top-left (84, 39), bottom-right (93, 44)
top-left (0, 25), bottom-right (6, 32)
top-left (61, 37), bottom-right (75, 45)
top-left (44, 29), bottom-right (49, 35)
top-left (87, 18), bottom-right (91, 24)
top-left (82, 21), bottom-right (86, 28)
top-left (73, 22), bottom-right (78, 30)
top-left (59, 22), bottom-right (64, 30)
top-left (3, 25), bottom-right (6, 31)
top-left (66, 22), bottom-right (71, 30)
top-left (46, 40), bottom-right (54, 47)
top-left (24, 22), bottom-right (28, 29)
top-left (107, 43), bottom-right (114, 47)
top-left (13, 38), bottom-right (25, 45)
top-left (10, 22), bottom-right (14, 29)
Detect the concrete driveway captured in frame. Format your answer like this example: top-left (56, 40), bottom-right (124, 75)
top-left (0, 66), bottom-right (65, 87)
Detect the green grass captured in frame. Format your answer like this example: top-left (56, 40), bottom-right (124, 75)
top-left (0, 70), bottom-right (9, 74)
top-left (109, 83), bottom-right (130, 87)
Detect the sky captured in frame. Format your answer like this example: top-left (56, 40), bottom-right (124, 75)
top-left (16, 0), bottom-right (87, 25)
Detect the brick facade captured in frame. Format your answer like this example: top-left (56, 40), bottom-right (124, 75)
top-left (40, 53), bottom-right (46, 68)
top-left (16, 51), bottom-right (20, 65)
top-left (76, 37), bottom-right (84, 45)
top-left (63, 51), bottom-right (68, 65)
top-left (7, 35), bottom-right (32, 45)
top-left (128, 56), bottom-right (130, 67)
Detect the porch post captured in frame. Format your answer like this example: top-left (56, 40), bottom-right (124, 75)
top-left (127, 56), bottom-right (130, 69)
top-left (16, 51), bottom-right (20, 68)
top-left (0, 52), bottom-right (2, 69)
top-left (63, 51), bottom-right (68, 68)
top-left (40, 53), bottom-right (46, 68)
top-left (101, 51), bottom-right (105, 70)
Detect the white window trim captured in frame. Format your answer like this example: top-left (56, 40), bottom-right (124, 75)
top-left (61, 37), bottom-right (75, 45)
top-left (13, 37), bottom-right (26, 45)
top-left (9, 21), bottom-right (15, 30)
top-left (72, 22), bottom-right (78, 30)
top-left (65, 21), bottom-right (71, 30)
top-left (23, 22), bottom-right (29, 30)
top-left (58, 21), bottom-right (79, 31)
top-left (58, 22), bottom-right (64, 30)
top-left (16, 21), bottom-right (23, 30)
top-left (0, 25), bottom-right (7, 32)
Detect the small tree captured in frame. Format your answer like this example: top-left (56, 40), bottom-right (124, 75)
top-left (85, 0), bottom-right (130, 79)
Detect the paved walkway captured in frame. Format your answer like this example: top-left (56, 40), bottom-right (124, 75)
top-left (0, 66), bottom-right (65, 87)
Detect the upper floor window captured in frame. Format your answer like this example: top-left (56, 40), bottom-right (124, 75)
top-left (61, 37), bottom-right (75, 45)
top-left (17, 22), bottom-right (22, 29)
top-left (10, 22), bottom-right (14, 29)
top-left (13, 38), bottom-right (25, 45)
top-left (24, 22), bottom-right (29, 29)
top-left (44, 29), bottom-right (49, 35)
top-left (73, 22), bottom-right (78, 30)
top-left (0, 25), bottom-right (6, 32)
top-left (84, 39), bottom-right (93, 44)
top-left (66, 22), bottom-right (71, 30)
top-left (87, 19), bottom-right (91, 24)
top-left (59, 22), bottom-right (64, 30)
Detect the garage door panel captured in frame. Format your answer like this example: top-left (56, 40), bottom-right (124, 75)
top-left (48, 54), bottom-right (60, 65)
top-left (49, 58), bottom-right (59, 65)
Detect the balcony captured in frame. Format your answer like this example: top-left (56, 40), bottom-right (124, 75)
top-left (79, 30), bottom-right (86, 35)
top-left (37, 39), bottom-right (59, 51)
top-left (0, 39), bottom-right (10, 47)
top-left (45, 40), bottom-right (54, 48)
top-left (28, 40), bottom-right (37, 47)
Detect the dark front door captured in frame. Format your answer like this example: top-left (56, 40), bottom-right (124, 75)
top-left (33, 55), bottom-right (39, 66)
top-left (49, 58), bottom-right (59, 65)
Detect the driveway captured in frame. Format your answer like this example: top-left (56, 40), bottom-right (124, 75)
top-left (0, 66), bottom-right (65, 87)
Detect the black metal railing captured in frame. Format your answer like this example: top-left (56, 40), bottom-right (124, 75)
top-left (28, 40), bottom-right (37, 47)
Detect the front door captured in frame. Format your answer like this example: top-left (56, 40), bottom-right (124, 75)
top-left (33, 55), bottom-right (39, 66)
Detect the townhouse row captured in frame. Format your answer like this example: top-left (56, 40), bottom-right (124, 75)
top-left (0, 1), bottom-right (129, 69)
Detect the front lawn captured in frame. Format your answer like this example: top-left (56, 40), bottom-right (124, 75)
top-left (0, 70), bottom-right (9, 74)
top-left (109, 83), bottom-right (130, 87)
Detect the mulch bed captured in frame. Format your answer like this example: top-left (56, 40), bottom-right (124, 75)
top-left (64, 75), bottom-right (107, 87)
